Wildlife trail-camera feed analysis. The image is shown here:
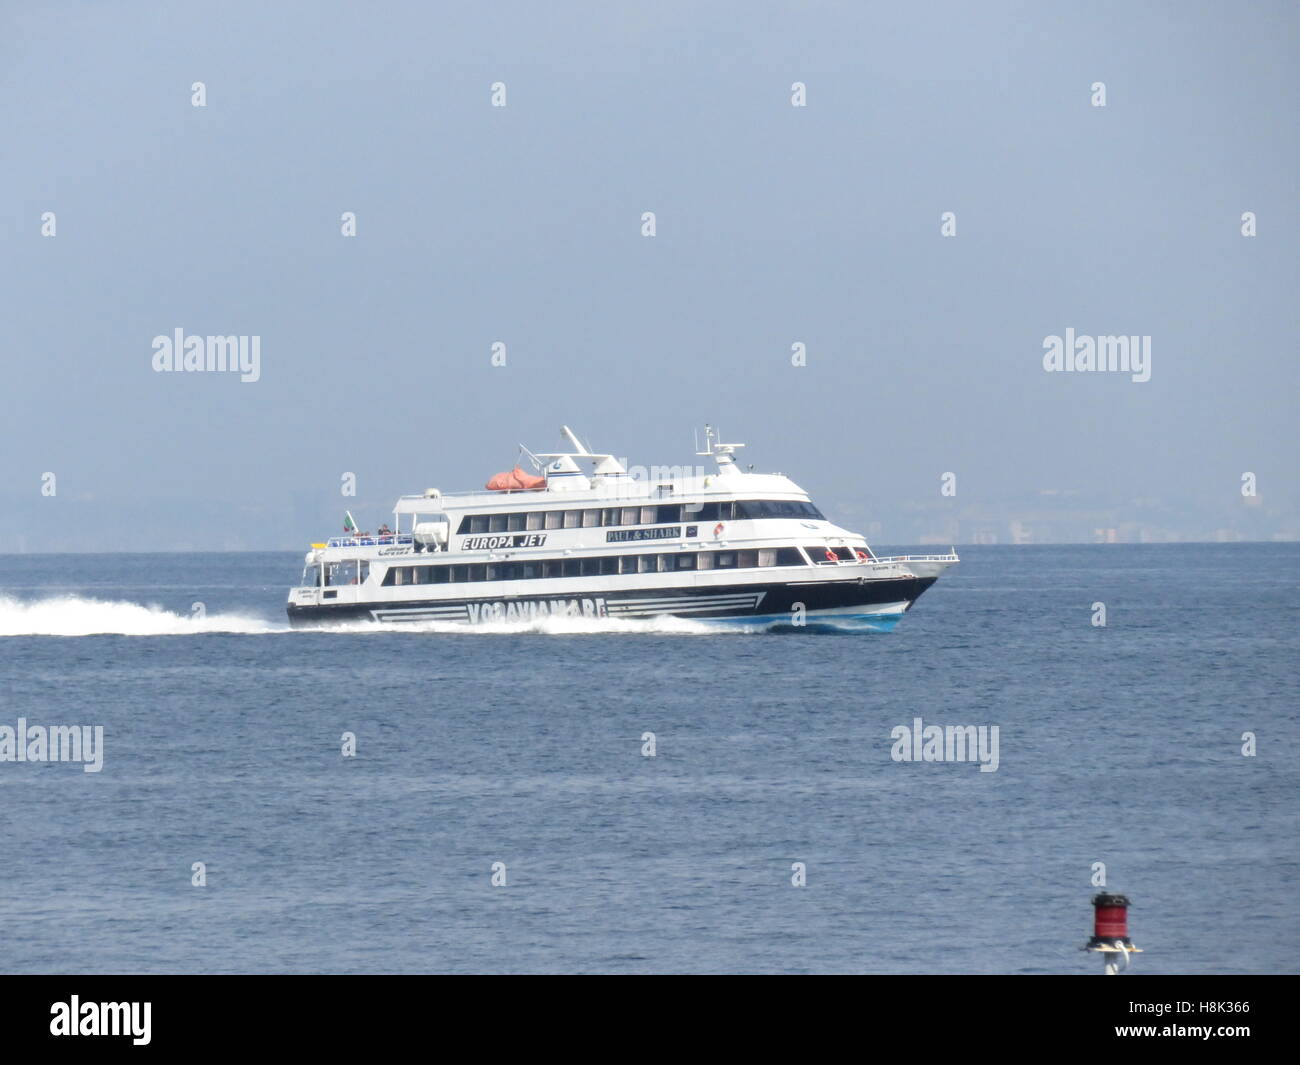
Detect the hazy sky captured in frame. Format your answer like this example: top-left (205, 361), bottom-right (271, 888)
top-left (3, 1), bottom-right (1297, 549)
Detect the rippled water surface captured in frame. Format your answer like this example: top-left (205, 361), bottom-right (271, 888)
top-left (0, 545), bottom-right (1296, 973)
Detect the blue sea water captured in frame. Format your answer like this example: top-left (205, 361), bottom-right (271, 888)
top-left (0, 544), bottom-right (1296, 974)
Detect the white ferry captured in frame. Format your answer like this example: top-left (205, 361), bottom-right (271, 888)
top-left (285, 427), bottom-right (958, 631)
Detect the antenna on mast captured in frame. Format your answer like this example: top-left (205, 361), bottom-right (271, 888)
top-left (696, 423), bottom-right (745, 470)
top-left (696, 424), bottom-right (716, 457)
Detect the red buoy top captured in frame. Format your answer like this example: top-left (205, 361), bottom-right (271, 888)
top-left (1092, 892), bottom-right (1130, 941)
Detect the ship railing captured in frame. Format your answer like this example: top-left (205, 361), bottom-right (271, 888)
top-left (395, 488), bottom-right (547, 502)
top-left (864, 553), bottom-right (960, 564)
top-left (325, 534), bottom-right (415, 549)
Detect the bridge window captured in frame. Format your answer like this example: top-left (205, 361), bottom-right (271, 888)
top-left (324, 560), bottom-right (361, 586)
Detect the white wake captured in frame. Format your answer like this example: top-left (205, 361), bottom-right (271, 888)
top-left (331, 614), bottom-right (723, 636)
top-left (0, 595), bottom-right (731, 637)
top-left (0, 595), bottom-right (282, 636)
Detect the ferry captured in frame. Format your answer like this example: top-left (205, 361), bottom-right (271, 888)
top-left (285, 427), bottom-right (958, 631)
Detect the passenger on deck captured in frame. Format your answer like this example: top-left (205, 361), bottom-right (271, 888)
top-left (377, 523), bottom-right (392, 536)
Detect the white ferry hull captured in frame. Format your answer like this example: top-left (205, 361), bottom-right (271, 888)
top-left (286, 570), bottom-right (941, 632)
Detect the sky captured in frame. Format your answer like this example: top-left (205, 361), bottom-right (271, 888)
top-left (2, 0), bottom-right (1297, 550)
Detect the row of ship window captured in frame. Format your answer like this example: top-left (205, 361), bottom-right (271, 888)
top-left (455, 499), bottom-right (824, 534)
top-left (379, 547), bottom-right (811, 586)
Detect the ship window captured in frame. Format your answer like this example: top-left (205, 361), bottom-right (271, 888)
top-left (488, 514), bottom-right (507, 533)
top-left (520, 561), bottom-right (541, 580)
top-left (468, 564), bottom-right (487, 582)
top-left (563, 559), bottom-right (582, 577)
top-left (300, 564), bottom-right (320, 588)
top-left (674, 552), bottom-right (695, 570)
top-left (639, 506), bottom-right (657, 524)
top-left (544, 511), bottom-right (563, 530)
top-left (696, 552), bottom-right (714, 570)
top-left (638, 555), bottom-right (659, 574)
top-left (467, 514), bottom-right (488, 534)
top-left (325, 560), bottom-right (360, 586)
top-left (526, 511), bottom-right (544, 531)
top-left (431, 566), bottom-right (449, 583)
top-left (580, 557), bottom-right (601, 576)
top-left (731, 500), bottom-right (826, 520)
top-left (716, 552), bottom-right (736, 568)
top-left (657, 504), bottom-right (681, 523)
top-left (602, 508), bottom-right (620, 527)
top-left (737, 550), bottom-right (757, 569)
top-left (620, 507), bottom-right (639, 526)
top-left (485, 563), bottom-right (501, 581)
top-left (697, 503), bottom-right (720, 521)
top-left (581, 510), bottom-right (599, 528)
top-left (600, 555), bottom-right (619, 575)
top-left (833, 547), bottom-right (855, 561)
top-left (542, 559), bottom-right (562, 578)
top-left (756, 549), bottom-right (777, 568)
top-left (507, 512), bottom-right (525, 532)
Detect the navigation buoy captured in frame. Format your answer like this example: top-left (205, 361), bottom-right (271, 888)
top-left (1084, 892), bottom-right (1142, 974)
